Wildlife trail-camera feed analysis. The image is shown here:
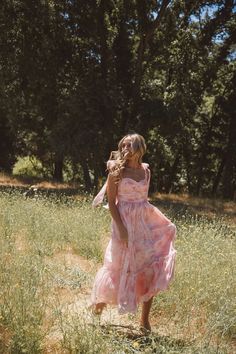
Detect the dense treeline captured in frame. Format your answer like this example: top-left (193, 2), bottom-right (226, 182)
top-left (0, 0), bottom-right (236, 199)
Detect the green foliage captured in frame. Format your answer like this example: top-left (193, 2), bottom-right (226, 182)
top-left (0, 0), bottom-right (235, 197)
top-left (13, 156), bottom-right (45, 178)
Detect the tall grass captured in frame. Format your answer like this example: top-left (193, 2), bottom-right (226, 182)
top-left (0, 191), bottom-right (235, 353)
top-left (152, 212), bottom-right (236, 351)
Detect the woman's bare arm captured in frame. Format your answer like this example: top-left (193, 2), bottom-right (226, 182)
top-left (107, 173), bottom-right (128, 246)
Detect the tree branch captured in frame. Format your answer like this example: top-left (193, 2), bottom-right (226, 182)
top-left (131, 0), bottom-right (171, 117)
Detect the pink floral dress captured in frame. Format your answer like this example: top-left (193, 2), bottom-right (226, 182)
top-left (90, 162), bottom-right (177, 315)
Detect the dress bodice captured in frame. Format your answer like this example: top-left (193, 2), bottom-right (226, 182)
top-left (92, 162), bottom-right (150, 208)
top-left (117, 164), bottom-right (150, 203)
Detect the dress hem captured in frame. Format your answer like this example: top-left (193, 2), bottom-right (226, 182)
top-left (90, 249), bottom-right (176, 315)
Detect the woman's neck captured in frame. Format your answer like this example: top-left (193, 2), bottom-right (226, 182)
top-left (125, 160), bottom-right (142, 169)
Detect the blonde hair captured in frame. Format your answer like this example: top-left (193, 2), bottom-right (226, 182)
top-left (106, 133), bottom-right (146, 182)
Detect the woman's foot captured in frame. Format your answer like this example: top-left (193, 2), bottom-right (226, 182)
top-left (88, 302), bottom-right (106, 316)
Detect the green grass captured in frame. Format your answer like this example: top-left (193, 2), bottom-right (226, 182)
top-left (152, 212), bottom-right (236, 351)
top-left (0, 191), bottom-right (235, 353)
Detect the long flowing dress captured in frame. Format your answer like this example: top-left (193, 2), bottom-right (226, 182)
top-left (90, 162), bottom-right (177, 315)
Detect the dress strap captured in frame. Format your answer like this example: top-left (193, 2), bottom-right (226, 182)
top-left (142, 162), bottom-right (150, 183)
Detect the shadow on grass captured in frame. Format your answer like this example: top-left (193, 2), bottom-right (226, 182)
top-left (89, 322), bottom-right (192, 352)
top-left (151, 196), bottom-right (236, 220)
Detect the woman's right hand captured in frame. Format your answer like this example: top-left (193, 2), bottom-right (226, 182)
top-left (119, 224), bottom-right (128, 247)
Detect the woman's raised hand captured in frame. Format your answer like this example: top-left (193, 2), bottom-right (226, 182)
top-left (121, 151), bottom-right (130, 160)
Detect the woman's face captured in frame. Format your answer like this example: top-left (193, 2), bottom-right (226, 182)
top-left (121, 137), bottom-right (133, 159)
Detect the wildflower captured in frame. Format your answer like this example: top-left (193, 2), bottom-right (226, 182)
top-left (132, 341), bottom-right (139, 348)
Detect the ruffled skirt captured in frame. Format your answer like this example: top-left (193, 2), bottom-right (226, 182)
top-left (90, 201), bottom-right (177, 314)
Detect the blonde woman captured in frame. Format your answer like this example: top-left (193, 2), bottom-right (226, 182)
top-left (89, 133), bottom-right (177, 333)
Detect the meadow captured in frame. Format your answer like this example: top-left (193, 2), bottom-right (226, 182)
top-left (0, 189), bottom-right (235, 353)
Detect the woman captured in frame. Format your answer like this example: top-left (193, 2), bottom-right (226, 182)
top-left (89, 133), bottom-right (177, 333)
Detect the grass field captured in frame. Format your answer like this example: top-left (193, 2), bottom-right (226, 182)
top-left (0, 189), bottom-right (235, 353)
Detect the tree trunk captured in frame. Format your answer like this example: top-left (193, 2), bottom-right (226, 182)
top-left (81, 161), bottom-right (92, 192)
top-left (212, 155), bottom-right (226, 196)
top-left (166, 150), bottom-right (181, 193)
top-left (53, 155), bottom-right (64, 182)
top-left (182, 141), bottom-right (193, 194)
top-left (126, 0), bottom-right (171, 128)
top-left (222, 108), bottom-right (236, 199)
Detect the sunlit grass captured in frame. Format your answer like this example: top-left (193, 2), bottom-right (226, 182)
top-left (0, 191), bottom-right (235, 353)
top-left (151, 212), bottom-right (236, 350)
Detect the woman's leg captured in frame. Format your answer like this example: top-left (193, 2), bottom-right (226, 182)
top-left (140, 296), bottom-right (153, 331)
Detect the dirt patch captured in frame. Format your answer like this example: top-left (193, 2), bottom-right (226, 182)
top-left (43, 247), bottom-right (139, 352)
top-left (0, 325), bottom-right (11, 351)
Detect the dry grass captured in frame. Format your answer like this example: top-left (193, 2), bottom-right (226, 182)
top-left (0, 172), bottom-right (79, 190)
top-left (153, 192), bottom-right (236, 213)
top-left (0, 190), bottom-right (235, 353)
top-left (152, 192), bottom-right (236, 224)
top-left (1, 172), bottom-right (236, 220)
